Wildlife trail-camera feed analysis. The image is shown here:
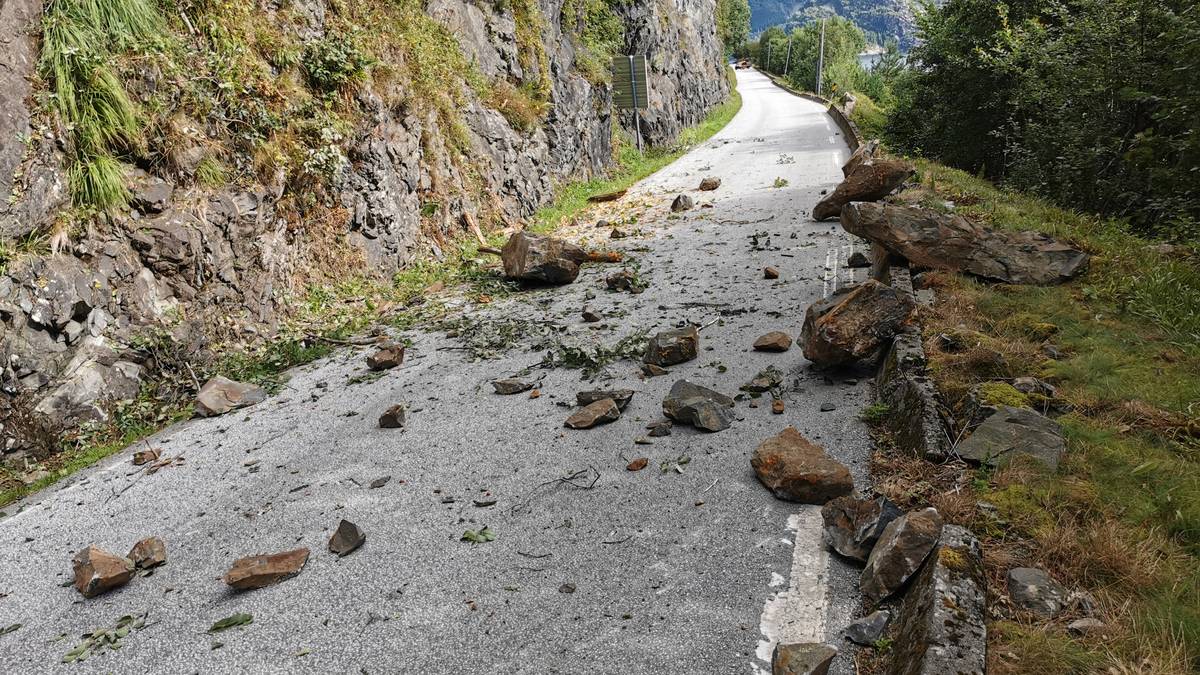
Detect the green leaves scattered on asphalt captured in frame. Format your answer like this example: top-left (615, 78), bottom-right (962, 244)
top-left (461, 526), bottom-right (496, 544)
top-left (208, 613), bottom-right (253, 633)
top-left (1, 623), bottom-right (20, 636)
top-left (62, 612), bottom-right (148, 663)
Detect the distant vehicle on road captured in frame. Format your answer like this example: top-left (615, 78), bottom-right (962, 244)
top-left (735, 59), bottom-right (751, 69)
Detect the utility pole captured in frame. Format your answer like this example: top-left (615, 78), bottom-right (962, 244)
top-left (816, 18), bottom-right (826, 95)
top-left (783, 33), bottom-right (792, 78)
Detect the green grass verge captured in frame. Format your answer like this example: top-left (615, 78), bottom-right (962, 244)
top-left (0, 79), bottom-right (743, 511)
top-left (902, 161), bottom-right (1200, 673)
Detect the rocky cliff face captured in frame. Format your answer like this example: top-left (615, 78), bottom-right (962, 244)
top-left (0, 0), bottom-right (729, 460)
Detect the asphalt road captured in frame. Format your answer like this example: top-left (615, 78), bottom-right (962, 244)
top-left (0, 69), bottom-right (871, 674)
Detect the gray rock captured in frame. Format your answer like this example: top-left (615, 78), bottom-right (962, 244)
top-left (500, 232), bottom-right (587, 285)
top-left (492, 378), bottom-right (534, 395)
top-left (772, 642), bottom-right (836, 675)
top-left (646, 420), bottom-right (672, 437)
top-left (662, 380), bottom-right (734, 432)
top-left (821, 495), bottom-right (903, 561)
top-left (1067, 617), bottom-right (1105, 636)
top-left (841, 202), bottom-right (1090, 285)
top-left (126, 167), bottom-right (174, 213)
top-left (698, 176), bottom-right (721, 191)
top-left (194, 376), bottom-right (267, 417)
top-left (366, 343), bottom-right (405, 371)
top-left (843, 609), bottom-right (890, 646)
top-left (860, 507), bottom-right (943, 604)
top-left (1006, 567), bottom-right (1067, 618)
top-left (644, 326), bottom-right (699, 366)
top-left (956, 406), bottom-right (1065, 471)
top-left (845, 250), bottom-right (871, 268)
top-left (888, 525), bottom-right (986, 675)
top-left (328, 519), bottom-right (366, 557)
top-left (670, 194), bottom-right (694, 212)
top-left (741, 365), bottom-right (783, 394)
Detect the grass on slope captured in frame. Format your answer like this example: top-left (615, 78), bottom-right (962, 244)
top-left (0, 78), bottom-right (743, 511)
top-left (867, 161), bottom-right (1200, 674)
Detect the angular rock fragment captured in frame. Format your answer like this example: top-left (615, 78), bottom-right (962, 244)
top-left (1067, 618), bottom-right (1105, 636)
top-left (644, 326), bottom-right (699, 366)
top-left (821, 495), bottom-right (902, 561)
top-left (845, 251), bottom-right (870, 268)
top-left (646, 420), bottom-right (672, 437)
top-left (606, 270), bottom-right (643, 293)
top-left (843, 609), bottom-right (890, 646)
top-left (955, 406), bottom-right (1065, 471)
top-left (860, 507), bottom-right (943, 604)
top-left (223, 548), bottom-right (310, 590)
top-left (194, 376), bottom-right (267, 417)
top-left (751, 427), bottom-right (853, 504)
top-left (500, 232), bottom-right (588, 284)
top-left (888, 525), bottom-right (986, 675)
top-left (565, 399), bottom-right (620, 429)
top-left (698, 177), bottom-right (721, 191)
top-left (366, 343), bottom-right (405, 371)
top-left (609, 228), bottom-right (628, 239)
top-left (1007, 567), bottom-right (1067, 618)
top-left (577, 389), bottom-right (635, 411)
top-left (812, 158), bottom-right (913, 221)
top-left (588, 189), bottom-right (626, 203)
top-left (127, 537), bottom-right (167, 570)
top-left (72, 546), bottom-right (135, 598)
top-left (581, 309), bottom-right (602, 323)
top-left (328, 520), bottom-right (366, 557)
top-left (626, 457), bottom-right (648, 472)
top-left (741, 366), bottom-right (783, 394)
top-left (492, 379), bottom-right (534, 395)
top-left (772, 642), bottom-right (837, 675)
top-left (753, 331), bottom-right (793, 352)
top-left (841, 139), bottom-right (879, 177)
top-left (132, 447), bottom-right (160, 466)
top-left (841, 202), bottom-right (1090, 285)
top-left (671, 194), bottom-right (694, 212)
top-left (800, 280), bottom-right (916, 367)
top-left (641, 363), bottom-right (670, 377)
top-left (764, 266), bottom-right (780, 279)
top-left (662, 380), bottom-right (735, 432)
top-left (378, 404), bottom-right (406, 429)
top-left (772, 399), bottom-right (785, 414)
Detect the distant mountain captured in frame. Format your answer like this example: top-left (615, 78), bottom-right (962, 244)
top-left (749, 1), bottom-right (919, 47)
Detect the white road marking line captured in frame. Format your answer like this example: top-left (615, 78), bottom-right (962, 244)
top-left (753, 508), bottom-right (830, 673)
top-left (822, 248), bottom-right (833, 296)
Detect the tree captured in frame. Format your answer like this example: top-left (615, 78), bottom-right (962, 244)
top-left (887, 0), bottom-right (1200, 240)
top-left (717, 0), bottom-right (751, 56)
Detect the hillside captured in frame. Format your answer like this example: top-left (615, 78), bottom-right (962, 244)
top-left (0, 0), bottom-right (730, 467)
top-left (750, 0), bottom-right (917, 46)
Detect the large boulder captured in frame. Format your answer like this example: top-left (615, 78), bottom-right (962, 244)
top-left (813, 158), bottom-right (913, 221)
top-left (752, 427), bottom-right (854, 504)
top-left (801, 280), bottom-right (916, 368)
top-left (841, 202), bottom-right (1089, 285)
top-left (887, 525), bottom-right (987, 675)
top-left (662, 380), bottom-right (734, 432)
top-left (842, 139), bottom-right (880, 177)
top-left (500, 232), bottom-right (588, 284)
top-left (821, 495), bottom-right (903, 561)
top-left (955, 406), bottom-right (1065, 471)
top-left (860, 507), bottom-right (943, 604)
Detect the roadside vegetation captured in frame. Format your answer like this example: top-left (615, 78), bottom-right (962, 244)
top-left (748, 1), bottom-right (1197, 671)
top-left (0, 74), bottom-right (743, 510)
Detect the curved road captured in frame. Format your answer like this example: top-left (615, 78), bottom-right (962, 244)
top-left (0, 70), bottom-right (870, 674)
